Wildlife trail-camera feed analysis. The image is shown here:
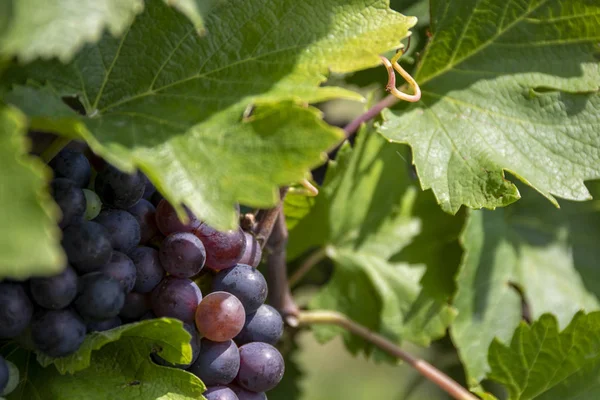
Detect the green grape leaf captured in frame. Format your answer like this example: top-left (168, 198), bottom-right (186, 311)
top-left (0, 105), bottom-right (63, 278)
top-left (1, 319), bottom-right (204, 400)
top-left (36, 318), bottom-right (193, 374)
top-left (451, 183), bottom-right (600, 386)
top-left (288, 129), bottom-right (457, 356)
top-left (165, 0), bottom-right (218, 33)
top-left (4, 0), bottom-right (416, 230)
top-left (379, 0), bottom-right (600, 214)
top-left (488, 312), bottom-right (600, 400)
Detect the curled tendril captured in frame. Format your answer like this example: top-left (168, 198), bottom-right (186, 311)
top-left (380, 50), bottom-right (421, 102)
top-left (289, 179), bottom-right (319, 196)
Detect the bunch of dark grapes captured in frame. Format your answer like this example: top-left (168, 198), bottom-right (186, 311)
top-left (0, 147), bottom-right (283, 399)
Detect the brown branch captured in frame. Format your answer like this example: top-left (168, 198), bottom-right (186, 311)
top-left (254, 187), bottom-right (288, 249)
top-left (297, 310), bottom-right (479, 400)
top-left (288, 247), bottom-right (326, 288)
top-left (265, 208), bottom-right (299, 320)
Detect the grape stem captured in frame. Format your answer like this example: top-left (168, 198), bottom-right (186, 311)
top-left (297, 310), bottom-right (480, 400)
top-left (288, 247), bottom-right (326, 288)
top-left (254, 187), bottom-right (288, 249)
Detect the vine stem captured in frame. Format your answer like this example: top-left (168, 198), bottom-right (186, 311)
top-left (288, 247), bottom-right (326, 287)
top-left (342, 94), bottom-right (399, 139)
top-left (39, 137), bottom-right (70, 163)
top-left (254, 187), bottom-right (288, 249)
top-left (297, 310), bottom-right (479, 400)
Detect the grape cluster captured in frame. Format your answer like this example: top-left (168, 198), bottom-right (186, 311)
top-left (0, 147), bottom-right (284, 399)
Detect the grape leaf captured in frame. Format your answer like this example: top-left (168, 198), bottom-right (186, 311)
top-left (4, 0), bottom-right (416, 230)
top-left (165, 0), bottom-right (218, 33)
top-left (1, 319), bottom-right (204, 400)
top-left (451, 183), bottom-right (600, 386)
top-left (0, 105), bottom-right (63, 278)
top-left (379, 0), bottom-right (600, 214)
top-left (288, 129), bottom-right (456, 356)
top-left (488, 312), bottom-right (600, 400)
top-left (36, 318), bottom-right (193, 374)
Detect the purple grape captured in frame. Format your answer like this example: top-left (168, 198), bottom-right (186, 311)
top-left (229, 385), bottom-right (267, 400)
top-left (50, 178), bottom-right (86, 228)
top-left (238, 232), bottom-right (262, 267)
top-left (87, 316), bottom-right (122, 332)
top-left (155, 199), bottom-right (201, 236)
top-left (49, 148), bottom-right (91, 188)
top-left (212, 264), bottom-right (267, 314)
top-left (236, 342), bottom-right (284, 392)
top-left (94, 165), bottom-right (145, 209)
top-left (31, 309), bottom-right (86, 357)
top-left (62, 221), bottom-right (112, 273)
top-left (159, 232), bottom-right (206, 278)
top-left (234, 305), bottom-right (283, 346)
top-left (119, 292), bottom-right (150, 320)
top-left (94, 209), bottom-right (141, 253)
top-left (142, 175), bottom-right (156, 200)
top-left (204, 386), bottom-right (239, 400)
top-left (99, 251), bottom-right (137, 293)
top-left (75, 272), bottom-right (125, 320)
top-left (151, 277), bottom-right (202, 323)
top-left (127, 199), bottom-right (159, 245)
top-left (152, 323), bottom-right (201, 369)
top-left (0, 283), bottom-right (33, 339)
top-left (30, 265), bottom-right (78, 310)
top-left (193, 224), bottom-right (246, 271)
top-left (189, 339), bottom-right (240, 386)
top-left (128, 246), bottom-right (165, 293)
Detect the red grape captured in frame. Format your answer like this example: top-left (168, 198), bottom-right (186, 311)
top-left (155, 199), bottom-right (201, 236)
top-left (195, 292), bottom-right (245, 342)
top-left (193, 224), bottom-right (246, 271)
top-left (238, 232), bottom-right (262, 267)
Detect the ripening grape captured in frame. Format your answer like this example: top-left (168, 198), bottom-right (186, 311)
top-left (195, 292), bottom-right (246, 342)
top-left (234, 305), bottom-right (283, 346)
top-left (31, 309), bottom-right (86, 357)
top-left (155, 199), bottom-right (201, 236)
top-left (62, 221), bottom-right (113, 273)
top-left (229, 385), bottom-right (267, 400)
top-left (212, 264), bottom-right (267, 314)
top-left (193, 224), bottom-right (246, 271)
top-left (75, 273), bottom-right (126, 320)
top-left (99, 251), bottom-right (137, 293)
top-left (95, 209), bottom-right (141, 253)
top-left (95, 165), bottom-right (145, 209)
top-left (0, 283), bottom-right (34, 339)
top-left (128, 246), bottom-right (165, 293)
top-left (127, 199), bottom-right (159, 244)
top-left (236, 342), bottom-right (284, 392)
top-left (152, 323), bottom-right (201, 369)
top-left (238, 232), bottom-right (262, 267)
top-left (203, 386), bottom-right (239, 400)
top-left (29, 265), bottom-right (78, 309)
top-left (87, 316), bottom-right (122, 333)
top-left (51, 178), bottom-right (86, 228)
top-left (151, 277), bottom-right (203, 323)
top-left (49, 148), bottom-right (91, 188)
top-left (189, 339), bottom-right (240, 386)
top-left (119, 292), bottom-right (150, 320)
top-left (82, 189), bottom-right (102, 220)
top-left (159, 232), bottom-right (206, 278)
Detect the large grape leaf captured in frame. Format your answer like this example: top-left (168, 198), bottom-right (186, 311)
top-left (451, 183), bottom-right (600, 386)
top-left (0, 319), bottom-right (204, 400)
top-left (0, 105), bottom-right (63, 278)
top-left (487, 312), bottom-right (600, 400)
top-left (379, 0), bottom-right (600, 214)
top-left (4, 0), bottom-right (416, 230)
top-left (288, 129), bottom-right (457, 356)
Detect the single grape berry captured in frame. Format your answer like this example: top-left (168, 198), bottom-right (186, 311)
top-left (203, 386), bottom-right (239, 400)
top-left (119, 292), bottom-right (150, 320)
top-left (155, 199), bottom-right (201, 236)
top-left (0, 355), bottom-right (8, 395)
top-left (95, 209), bottom-right (141, 253)
top-left (152, 323), bottom-right (201, 369)
top-left (212, 264), bottom-right (267, 314)
top-left (127, 199), bottom-right (159, 245)
top-left (51, 178), bottom-right (86, 228)
top-left (75, 273), bottom-right (126, 320)
top-left (87, 316), bottom-right (122, 332)
top-left (128, 246), bottom-right (165, 293)
top-left (99, 251), bottom-right (137, 293)
top-left (236, 342), bottom-right (284, 393)
top-left (82, 189), bottom-right (102, 220)
top-left (238, 232), bottom-right (262, 267)
top-left (195, 292), bottom-right (245, 342)
top-left (229, 385), bottom-right (267, 400)
top-left (0, 283), bottom-right (34, 339)
top-left (30, 265), bottom-right (78, 309)
top-left (151, 277), bottom-right (202, 323)
top-left (159, 232), bottom-right (206, 278)
top-left (49, 148), bottom-right (91, 188)
top-left (234, 305), bottom-right (283, 346)
top-left (193, 224), bottom-right (246, 271)
top-left (62, 221), bottom-right (113, 274)
top-left (95, 165), bottom-right (145, 209)
top-left (31, 309), bottom-right (86, 357)
top-left (189, 339), bottom-right (240, 386)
